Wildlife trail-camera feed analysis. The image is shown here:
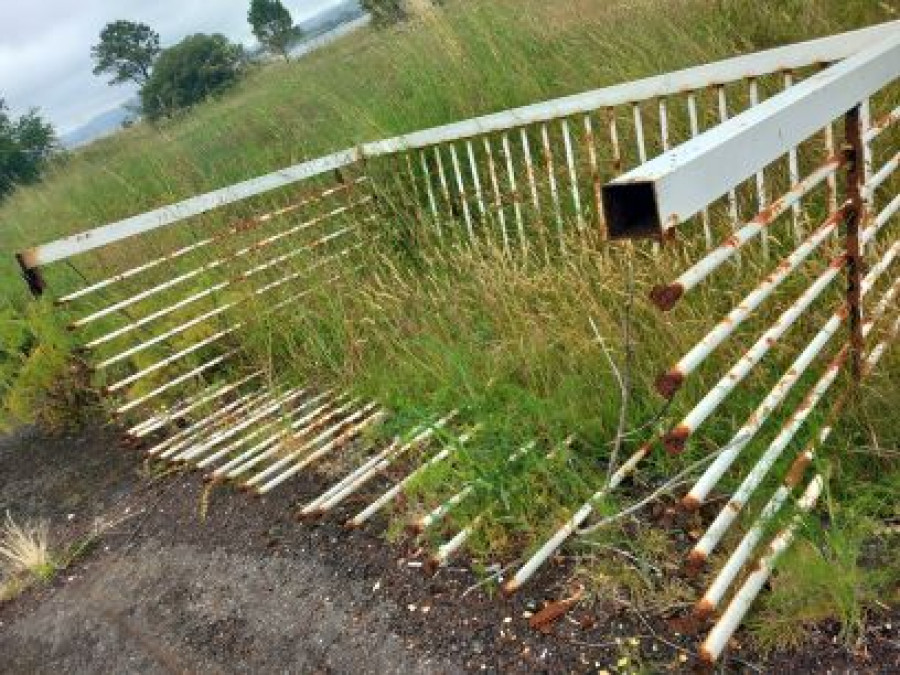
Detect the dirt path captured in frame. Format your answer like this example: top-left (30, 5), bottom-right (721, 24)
top-left (1, 426), bottom-right (897, 673)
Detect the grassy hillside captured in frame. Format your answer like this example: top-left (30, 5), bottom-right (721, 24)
top-left (1, 0), bottom-right (898, 654)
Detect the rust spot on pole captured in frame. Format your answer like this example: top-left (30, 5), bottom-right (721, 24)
top-left (656, 369), bottom-right (685, 398)
top-left (681, 493), bottom-right (701, 512)
top-left (663, 425), bottom-right (690, 454)
top-left (649, 282), bottom-right (684, 311)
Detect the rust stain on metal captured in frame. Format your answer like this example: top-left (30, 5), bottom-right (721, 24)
top-left (528, 587), bottom-right (584, 634)
top-left (649, 282), bottom-right (684, 311)
top-left (663, 425), bottom-right (691, 454)
top-left (656, 368), bottom-right (685, 398)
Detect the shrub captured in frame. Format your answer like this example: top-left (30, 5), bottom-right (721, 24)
top-left (140, 34), bottom-right (245, 120)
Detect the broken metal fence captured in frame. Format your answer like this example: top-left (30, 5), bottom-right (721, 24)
top-left (12, 20), bottom-right (900, 665)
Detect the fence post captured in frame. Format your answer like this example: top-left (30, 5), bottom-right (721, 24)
top-left (843, 105), bottom-right (866, 382)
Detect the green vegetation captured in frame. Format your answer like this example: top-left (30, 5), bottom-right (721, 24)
top-left (0, 100), bottom-right (55, 201)
top-left (141, 34), bottom-right (246, 120)
top-left (91, 20), bottom-right (161, 87)
top-left (248, 0), bottom-right (297, 62)
top-left (0, 0), bottom-right (898, 651)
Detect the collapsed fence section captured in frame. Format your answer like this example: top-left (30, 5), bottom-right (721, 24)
top-left (11, 19), bottom-right (900, 668)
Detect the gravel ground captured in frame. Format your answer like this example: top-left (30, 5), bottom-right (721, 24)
top-left (0, 425), bottom-right (897, 674)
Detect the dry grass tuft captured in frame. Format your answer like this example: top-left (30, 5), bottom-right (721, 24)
top-left (0, 511), bottom-right (54, 582)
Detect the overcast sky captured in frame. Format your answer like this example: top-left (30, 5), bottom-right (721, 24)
top-left (0, 0), bottom-right (345, 133)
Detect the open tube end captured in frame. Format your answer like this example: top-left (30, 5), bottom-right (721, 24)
top-left (15, 252), bottom-right (46, 297)
top-left (602, 181), bottom-right (664, 240)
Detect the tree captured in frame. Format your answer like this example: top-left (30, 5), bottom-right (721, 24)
top-left (360, 0), bottom-right (408, 27)
top-left (140, 34), bottom-right (245, 120)
top-left (0, 99), bottom-right (56, 200)
top-left (248, 0), bottom-right (296, 61)
top-left (92, 20), bottom-right (161, 86)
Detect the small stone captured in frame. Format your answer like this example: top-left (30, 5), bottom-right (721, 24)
top-left (678, 653), bottom-right (688, 663)
top-left (503, 616), bottom-right (512, 624)
top-left (407, 604), bottom-right (417, 612)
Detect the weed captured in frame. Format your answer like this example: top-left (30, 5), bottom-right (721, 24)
top-left (0, 511), bottom-right (55, 583)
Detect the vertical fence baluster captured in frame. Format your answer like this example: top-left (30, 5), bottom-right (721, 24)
top-left (449, 144), bottom-right (474, 241)
top-left (608, 107), bottom-right (623, 174)
top-left (520, 128), bottom-right (546, 258)
top-left (632, 102), bottom-right (647, 164)
top-left (749, 78), bottom-right (769, 260)
top-left (582, 113), bottom-right (603, 231)
top-left (717, 85), bottom-right (741, 236)
top-left (483, 136), bottom-right (509, 253)
top-left (658, 97), bottom-right (670, 151)
top-left (783, 71), bottom-right (803, 241)
top-left (541, 123), bottom-right (564, 247)
top-left (466, 141), bottom-right (488, 222)
top-left (687, 93), bottom-right (713, 248)
top-left (844, 106), bottom-right (866, 381)
top-left (404, 153), bottom-right (425, 227)
top-left (501, 132), bottom-right (526, 252)
top-left (418, 150), bottom-right (440, 236)
top-left (434, 146), bottom-right (453, 227)
top-left (560, 119), bottom-right (584, 231)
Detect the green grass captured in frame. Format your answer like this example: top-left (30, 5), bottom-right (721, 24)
top-left (1, 0), bottom-right (899, 650)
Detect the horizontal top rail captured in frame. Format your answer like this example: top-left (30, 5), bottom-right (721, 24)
top-left (602, 30), bottom-right (900, 239)
top-left (17, 149), bottom-right (361, 270)
top-left (16, 20), bottom-right (900, 272)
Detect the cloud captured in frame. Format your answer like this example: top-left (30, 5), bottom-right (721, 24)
top-left (0, 0), bottom-right (344, 133)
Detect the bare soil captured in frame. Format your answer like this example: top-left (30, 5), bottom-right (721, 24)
top-left (0, 425), bottom-right (897, 674)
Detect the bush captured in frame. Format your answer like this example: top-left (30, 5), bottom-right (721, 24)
top-left (0, 101), bottom-right (55, 201)
top-left (140, 34), bottom-right (245, 120)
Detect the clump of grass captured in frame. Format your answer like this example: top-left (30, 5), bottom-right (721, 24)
top-left (0, 512), bottom-right (55, 586)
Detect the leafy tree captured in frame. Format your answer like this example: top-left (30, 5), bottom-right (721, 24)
top-left (360, 0), bottom-right (408, 27)
top-left (140, 34), bottom-right (245, 120)
top-left (248, 0), bottom-right (297, 61)
top-left (91, 20), bottom-right (161, 86)
top-left (0, 99), bottom-right (56, 200)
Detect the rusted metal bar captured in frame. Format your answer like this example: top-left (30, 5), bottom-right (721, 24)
top-left (412, 441), bottom-right (537, 534)
top-left (649, 158), bottom-right (842, 312)
top-left (253, 404), bottom-right (385, 495)
top-left (504, 441), bottom-right (652, 593)
top-left (845, 105), bottom-right (866, 380)
top-left (695, 274), bottom-right (900, 612)
top-left (582, 114), bottom-right (604, 229)
top-left (655, 205), bottom-right (845, 397)
top-left (346, 425), bottom-right (481, 529)
top-left (211, 392), bottom-right (344, 478)
top-left (466, 141), bottom-right (488, 220)
top-left (688, 250), bottom-right (900, 563)
top-left (700, 474), bottom-right (825, 664)
top-left (301, 412), bottom-right (457, 516)
top-left (128, 370), bottom-right (262, 437)
top-left (115, 348), bottom-right (239, 415)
